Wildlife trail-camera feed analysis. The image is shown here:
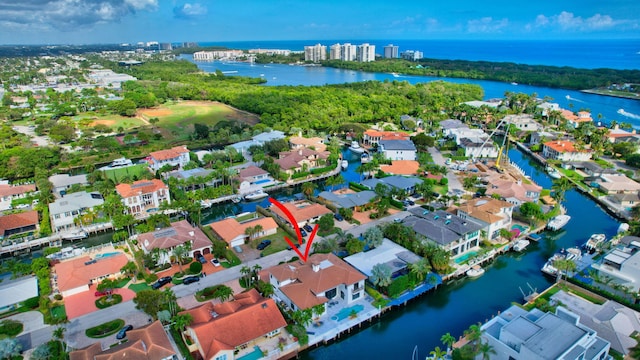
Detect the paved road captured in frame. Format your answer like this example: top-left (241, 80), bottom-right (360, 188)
top-left (428, 147), bottom-right (464, 192)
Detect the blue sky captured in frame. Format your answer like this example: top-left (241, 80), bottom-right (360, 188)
top-left (0, 0), bottom-right (638, 45)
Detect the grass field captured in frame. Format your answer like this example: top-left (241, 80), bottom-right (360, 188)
top-left (138, 101), bottom-right (259, 141)
top-left (51, 305), bottom-right (67, 320)
top-left (128, 282), bottom-right (151, 293)
top-left (102, 164), bottom-right (150, 181)
top-left (252, 229), bottom-right (291, 256)
top-left (75, 113), bottom-right (147, 130)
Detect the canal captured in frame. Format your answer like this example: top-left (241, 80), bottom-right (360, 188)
top-left (299, 147), bottom-right (621, 359)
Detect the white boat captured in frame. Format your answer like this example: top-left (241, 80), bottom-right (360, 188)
top-left (110, 157), bottom-right (133, 167)
top-left (360, 152), bottom-right (370, 163)
top-left (466, 265), bottom-right (485, 278)
top-left (583, 233), bottom-right (606, 253)
top-left (341, 160), bottom-right (349, 170)
top-left (512, 239), bottom-right (530, 252)
top-left (511, 82), bottom-right (518, 86)
top-left (546, 166), bottom-right (562, 179)
top-left (62, 230), bottom-right (88, 241)
top-left (547, 214), bottom-right (571, 231)
top-left (244, 189), bottom-right (269, 201)
top-left (349, 141), bottom-right (365, 154)
top-left (46, 246), bottom-right (85, 260)
top-left (391, 72), bottom-right (400, 78)
top-left (618, 223), bottom-right (629, 234)
top-left (541, 247), bottom-right (582, 277)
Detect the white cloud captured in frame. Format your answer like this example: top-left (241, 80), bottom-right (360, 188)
top-left (467, 17), bottom-right (508, 33)
top-left (173, 3), bottom-right (207, 19)
top-left (530, 11), bottom-right (621, 31)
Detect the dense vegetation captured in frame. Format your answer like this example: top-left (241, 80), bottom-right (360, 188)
top-left (322, 59), bottom-right (640, 90)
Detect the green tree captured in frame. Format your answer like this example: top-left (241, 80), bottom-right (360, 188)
top-left (429, 346), bottom-right (446, 360)
top-left (301, 181), bottom-right (317, 198)
top-left (291, 309), bottom-right (313, 327)
top-left (363, 227), bottom-right (384, 249)
top-left (478, 341), bottom-right (496, 360)
top-left (172, 245), bottom-right (189, 272)
top-left (338, 207), bottom-right (353, 220)
top-left (440, 332), bottom-right (456, 354)
top-left (0, 338), bottom-right (22, 359)
top-left (53, 326), bottom-right (67, 353)
top-left (551, 176), bottom-right (573, 203)
top-left (213, 285), bottom-right (234, 302)
top-left (97, 278), bottom-right (118, 300)
top-left (409, 258), bottom-right (432, 282)
top-left (553, 258), bottom-right (577, 282)
top-left (370, 263), bottom-right (393, 288)
top-left (171, 313), bottom-right (193, 332)
top-left (345, 237), bottom-right (365, 255)
top-left (30, 343), bottom-right (50, 360)
top-left (318, 214), bottom-right (334, 232)
top-left (133, 289), bottom-right (167, 320)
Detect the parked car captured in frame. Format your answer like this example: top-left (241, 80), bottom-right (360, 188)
top-left (300, 229), bottom-right (308, 237)
top-left (197, 255), bottom-right (206, 264)
top-left (182, 276), bottom-right (200, 285)
top-left (15, 204), bottom-right (30, 209)
top-left (286, 242), bottom-right (301, 250)
top-left (94, 290), bottom-right (110, 297)
top-left (211, 258), bottom-right (220, 267)
top-left (233, 245), bottom-right (243, 253)
top-left (334, 213), bottom-right (344, 221)
top-left (151, 276), bottom-right (172, 290)
top-left (393, 218), bottom-right (403, 223)
top-left (116, 324), bottom-right (133, 340)
top-left (257, 239), bottom-right (272, 250)
top-left (303, 224), bottom-right (313, 233)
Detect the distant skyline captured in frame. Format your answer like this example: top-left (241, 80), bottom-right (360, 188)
top-left (0, 0), bottom-right (639, 45)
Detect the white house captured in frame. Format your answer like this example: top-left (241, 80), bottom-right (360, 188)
top-left (147, 146), bottom-right (190, 172)
top-left (115, 179), bottom-right (170, 219)
top-left (456, 198), bottom-right (514, 240)
top-left (543, 140), bottom-right (592, 162)
top-left (459, 137), bottom-right (499, 158)
top-left (49, 191), bottom-right (104, 233)
top-left (49, 174), bottom-right (89, 196)
top-left (591, 241), bottom-right (640, 291)
top-left (378, 140), bottom-right (417, 161)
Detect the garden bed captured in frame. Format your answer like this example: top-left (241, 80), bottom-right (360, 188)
top-left (85, 319), bottom-right (125, 338)
top-left (95, 294), bottom-right (123, 309)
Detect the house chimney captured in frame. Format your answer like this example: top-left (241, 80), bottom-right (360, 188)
top-left (312, 262), bottom-right (320, 272)
top-left (298, 149), bottom-right (303, 156)
top-left (188, 231), bottom-right (195, 236)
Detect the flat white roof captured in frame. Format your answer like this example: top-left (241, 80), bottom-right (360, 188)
top-left (0, 276), bottom-right (38, 309)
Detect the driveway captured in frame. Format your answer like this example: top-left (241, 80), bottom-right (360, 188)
top-left (12, 125), bottom-right (54, 147)
top-left (428, 147), bottom-right (464, 192)
top-left (65, 285), bottom-right (137, 320)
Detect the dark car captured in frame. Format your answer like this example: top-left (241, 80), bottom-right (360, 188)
top-left (300, 229), bottom-right (308, 237)
top-left (198, 255), bottom-right (206, 264)
top-left (116, 324), bottom-right (133, 340)
top-left (334, 213), bottom-right (344, 221)
top-left (286, 242), bottom-right (302, 250)
top-left (303, 224), bottom-right (313, 232)
top-left (151, 276), bottom-right (172, 290)
top-left (182, 276), bottom-right (200, 285)
top-left (257, 239), bottom-right (272, 250)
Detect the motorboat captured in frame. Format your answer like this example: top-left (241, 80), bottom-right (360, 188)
top-left (541, 247), bottom-right (582, 277)
top-left (110, 157), bottom-right (133, 167)
top-left (618, 223), bottom-right (629, 234)
top-left (62, 230), bottom-right (88, 241)
top-left (466, 265), bottom-right (485, 278)
top-left (244, 189), bottom-right (269, 201)
top-left (341, 160), bottom-right (349, 170)
top-left (547, 214), bottom-right (571, 231)
top-left (46, 246), bottom-right (85, 260)
top-left (546, 166), bottom-right (562, 179)
top-left (511, 82), bottom-right (518, 86)
top-left (583, 233), bottom-right (606, 253)
top-left (349, 141), bottom-right (365, 154)
top-left (360, 152), bottom-right (370, 163)
top-left (512, 239), bottom-right (530, 252)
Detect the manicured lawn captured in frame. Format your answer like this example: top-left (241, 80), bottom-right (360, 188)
top-left (51, 305), bottom-right (66, 321)
top-left (95, 294), bottom-right (123, 309)
top-left (128, 282), bottom-right (151, 293)
top-left (75, 113), bottom-right (147, 130)
top-left (253, 229), bottom-right (290, 256)
top-left (114, 277), bottom-right (131, 288)
top-left (101, 164), bottom-right (150, 182)
top-left (85, 319), bottom-right (125, 338)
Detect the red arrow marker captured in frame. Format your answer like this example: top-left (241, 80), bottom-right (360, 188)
top-left (269, 197), bottom-right (317, 262)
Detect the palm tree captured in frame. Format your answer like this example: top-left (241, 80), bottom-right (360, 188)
top-left (301, 181), bottom-right (317, 198)
top-left (463, 322), bottom-right (483, 351)
top-left (409, 258), bottom-right (432, 282)
top-left (53, 326), bottom-right (66, 352)
top-left (252, 264), bottom-right (262, 284)
top-left (478, 341), bottom-right (496, 360)
top-left (172, 245), bottom-right (188, 272)
top-left (429, 346), bottom-right (446, 360)
top-left (553, 258), bottom-right (577, 282)
top-left (171, 313), bottom-right (193, 332)
top-left (240, 265), bottom-right (251, 287)
top-left (213, 285), bottom-right (234, 302)
top-left (326, 174), bottom-right (344, 191)
top-left (440, 332), bottom-right (456, 354)
top-left (551, 176), bottom-right (573, 204)
top-left (253, 225), bottom-right (263, 239)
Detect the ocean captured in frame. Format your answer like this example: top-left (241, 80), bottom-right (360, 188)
top-left (198, 39), bottom-right (640, 70)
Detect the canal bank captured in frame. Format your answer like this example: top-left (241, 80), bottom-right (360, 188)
top-left (299, 146), bottom-right (620, 359)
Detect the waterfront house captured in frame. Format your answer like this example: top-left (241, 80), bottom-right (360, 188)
top-left (456, 197), bottom-right (514, 240)
top-left (0, 211), bottom-right (39, 239)
top-left (542, 140), bottom-right (592, 162)
top-left (480, 305), bottom-right (610, 360)
top-left (317, 190), bottom-right (376, 211)
top-left (606, 126), bottom-right (640, 145)
top-left (362, 129), bottom-right (411, 146)
top-left (0, 277), bottom-right (38, 313)
top-left (611, 193), bottom-right (640, 211)
top-left (528, 130), bottom-right (559, 146)
top-left (0, 183), bottom-right (36, 211)
top-left (458, 137), bottom-right (499, 158)
top-left (289, 135), bottom-right (327, 152)
top-left (537, 102), bottom-right (560, 117)
top-left (361, 176), bottom-right (423, 195)
top-left (592, 241), bottom-right (640, 291)
top-left (70, 321), bottom-right (176, 360)
top-left (229, 130), bottom-right (285, 153)
top-left (49, 191), bottom-right (104, 233)
top-left (166, 167), bottom-right (218, 191)
top-left (270, 200), bottom-right (332, 228)
top-left (504, 114), bottom-right (543, 132)
top-left (147, 145), bottom-right (190, 172)
top-left (402, 208), bottom-right (484, 257)
top-left (48, 174), bottom-right (89, 197)
top-left (439, 119), bottom-right (468, 137)
top-left (137, 220), bottom-right (212, 265)
top-left (447, 127), bottom-right (486, 144)
top-left (560, 109), bottom-right (594, 128)
top-left (54, 253), bottom-right (128, 297)
top-left (484, 174), bottom-right (542, 207)
top-left (378, 140), bottom-right (417, 161)
top-left (379, 160), bottom-right (421, 176)
top-left (267, 253), bottom-right (367, 311)
top-left (344, 239), bottom-right (422, 278)
top-left (115, 179), bottom-right (170, 219)
top-left (569, 161), bottom-right (617, 180)
top-left (238, 166), bottom-right (273, 191)
top-left (274, 148), bottom-right (330, 176)
top-left (181, 289), bottom-right (287, 360)
top-left (594, 174), bottom-right (640, 195)
top-left (209, 216), bottom-right (278, 248)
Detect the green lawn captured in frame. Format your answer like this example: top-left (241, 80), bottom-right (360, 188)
top-left (114, 277), bottom-right (131, 288)
top-left (102, 164), bottom-right (150, 182)
top-left (253, 229), bottom-right (290, 256)
top-left (75, 113), bottom-right (147, 130)
top-left (128, 282), bottom-right (151, 293)
top-left (51, 305), bottom-right (66, 320)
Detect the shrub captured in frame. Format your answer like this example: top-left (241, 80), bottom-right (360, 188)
top-left (145, 273), bottom-right (158, 283)
top-left (95, 294), bottom-right (123, 309)
top-left (53, 294), bottom-right (63, 301)
top-left (439, 177), bottom-right (448, 185)
top-left (189, 261), bottom-right (203, 274)
top-left (286, 324), bottom-right (309, 346)
top-left (85, 319), bottom-right (125, 338)
top-left (0, 320), bottom-right (24, 337)
top-left (387, 275), bottom-right (410, 298)
top-left (23, 296), bottom-right (39, 309)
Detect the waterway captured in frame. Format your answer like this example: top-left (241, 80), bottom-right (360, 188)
top-left (299, 146), bottom-right (621, 359)
top-left (181, 54), bottom-right (640, 129)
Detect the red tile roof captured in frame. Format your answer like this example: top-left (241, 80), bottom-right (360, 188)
top-left (239, 165), bottom-right (268, 178)
top-left (0, 184), bottom-right (36, 198)
top-left (182, 289), bottom-right (287, 359)
top-left (0, 211), bottom-right (38, 236)
top-left (267, 253), bottom-right (366, 309)
top-left (379, 160), bottom-right (420, 175)
top-left (364, 129), bottom-right (410, 141)
top-left (70, 321), bottom-right (175, 360)
top-left (149, 146), bottom-right (189, 161)
top-left (115, 179), bottom-right (167, 198)
top-left (210, 217), bottom-right (278, 245)
top-left (138, 220), bottom-right (211, 252)
top-left (543, 140), bottom-right (586, 153)
top-left (270, 201), bottom-right (332, 225)
top-left (54, 253), bottom-right (129, 293)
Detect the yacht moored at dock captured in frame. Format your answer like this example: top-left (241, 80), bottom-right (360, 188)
top-left (466, 265), bottom-right (485, 278)
top-left (360, 152), bottom-right (370, 163)
top-left (244, 189), bottom-right (269, 201)
top-left (512, 239), bottom-right (530, 252)
top-left (348, 141), bottom-right (365, 154)
top-left (547, 214), bottom-right (571, 231)
top-left (546, 166), bottom-right (562, 179)
top-left (541, 247), bottom-right (582, 277)
top-left (583, 233), bottom-right (606, 253)
top-left (341, 160), bottom-right (349, 170)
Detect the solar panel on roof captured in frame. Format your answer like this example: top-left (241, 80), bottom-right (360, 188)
top-left (132, 181), bottom-right (154, 188)
top-left (153, 228), bottom-right (177, 239)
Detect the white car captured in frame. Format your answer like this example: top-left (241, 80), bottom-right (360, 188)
top-left (211, 258), bottom-right (220, 267)
top-left (15, 204), bottom-right (30, 209)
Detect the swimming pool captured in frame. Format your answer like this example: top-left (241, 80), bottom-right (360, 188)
top-left (454, 251), bottom-right (478, 264)
top-left (511, 224), bottom-right (528, 232)
top-left (253, 179), bottom-right (271, 185)
top-left (95, 252), bottom-right (121, 259)
top-left (331, 304), bottom-right (365, 321)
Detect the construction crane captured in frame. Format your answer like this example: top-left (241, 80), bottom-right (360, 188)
top-left (495, 118), bottom-right (512, 172)
top-left (471, 116), bottom-right (512, 166)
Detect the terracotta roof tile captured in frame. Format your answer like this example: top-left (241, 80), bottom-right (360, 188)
top-left (54, 253), bottom-right (129, 292)
top-left (239, 166), bottom-right (268, 178)
top-left (209, 217), bottom-right (278, 245)
top-left (457, 197), bottom-right (513, 225)
top-left (289, 136), bottom-right (327, 151)
top-left (270, 201), bottom-right (332, 225)
top-left (138, 220), bottom-right (211, 252)
top-left (0, 184), bottom-right (36, 198)
top-left (115, 179), bottom-right (167, 198)
top-left (380, 160), bottom-right (420, 175)
top-left (149, 146), bottom-right (189, 161)
top-left (543, 140), bottom-right (587, 154)
top-left (0, 211), bottom-right (38, 236)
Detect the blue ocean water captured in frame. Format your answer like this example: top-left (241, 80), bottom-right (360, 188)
top-left (199, 39), bottom-right (640, 70)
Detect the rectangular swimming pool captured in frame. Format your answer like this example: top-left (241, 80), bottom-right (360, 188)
top-left (454, 251), bottom-right (478, 264)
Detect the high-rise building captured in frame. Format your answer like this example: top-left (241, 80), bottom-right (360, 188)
top-left (304, 44), bottom-right (327, 63)
top-left (357, 43), bottom-right (375, 62)
top-left (383, 44), bottom-right (399, 58)
top-left (342, 43), bottom-right (356, 61)
top-left (329, 43), bottom-right (342, 60)
top-left (401, 50), bottom-right (424, 61)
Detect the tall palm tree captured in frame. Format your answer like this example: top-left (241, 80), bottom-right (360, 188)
top-left (478, 341), bottom-right (496, 360)
top-left (440, 332), bottom-right (456, 354)
top-left (409, 258), bottom-right (432, 282)
top-left (553, 258), bottom-right (577, 282)
top-left (53, 326), bottom-right (66, 352)
top-left (326, 174), bottom-right (344, 191)
top-left (301, 181), bottom-right (317, 198)
top-left (172, 245), bottom-right (188, 272)
top-left (551, 176), bottom-right (573, 204)
top-left (240, 266), bottom-right (251, 287)
top-left (429, 346), bottom-right (446, 360)
top-left (171, 313), bottom-right (193, 332)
